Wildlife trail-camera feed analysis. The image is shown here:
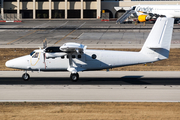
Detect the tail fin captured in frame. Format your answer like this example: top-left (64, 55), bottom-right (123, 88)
top-left (140, 17), bottom-right (174, 60)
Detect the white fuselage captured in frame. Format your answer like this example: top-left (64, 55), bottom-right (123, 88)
top-left (5, 49), bottom-right (156, 71)
top-left (134, 5), bottom-right (180, 18)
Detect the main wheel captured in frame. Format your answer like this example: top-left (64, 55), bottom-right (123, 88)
top-left (70, 73), bottom-right (79, 82)
top-left (22, 73), bottom-right (30, 81)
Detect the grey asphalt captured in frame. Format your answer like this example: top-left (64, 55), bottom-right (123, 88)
top-left (0, 20), bottom-right (180, 48)
top-left (0, 71), bottom-right (180, 102)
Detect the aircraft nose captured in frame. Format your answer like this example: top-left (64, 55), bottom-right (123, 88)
top-left (5, 55), bottom-right (30, 69)
top-left (5, 60), bottom-right (14, 68)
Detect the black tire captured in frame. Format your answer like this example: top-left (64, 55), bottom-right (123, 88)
top-left (70, 73), bottom-right (79, 82)
top-left (22, 73), bottom-right (30, 81)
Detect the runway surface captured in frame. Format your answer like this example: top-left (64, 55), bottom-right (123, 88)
top-left (0, 71), bottom-right (180, 102)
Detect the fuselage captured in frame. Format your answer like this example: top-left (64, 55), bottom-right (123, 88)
top-left (5, 49), bottom-right (157, 72)
top-left (134, 5), bottom-right (180, 18)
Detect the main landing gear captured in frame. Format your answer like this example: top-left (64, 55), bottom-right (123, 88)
top-left (22, 72), bottom-right (30, 81)
top-left (70, 73), bottom-right (79, 82)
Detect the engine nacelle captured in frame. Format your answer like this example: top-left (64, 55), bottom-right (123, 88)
top-left (138, 15), bottom-right (151, 22)
top-left (60, 42), bottom-right (85, 53)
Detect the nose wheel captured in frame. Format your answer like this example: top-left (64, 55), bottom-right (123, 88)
top-left (70, 73), bottom-right (79, 82)
top-left (22, 73), bottom-right (30, 81)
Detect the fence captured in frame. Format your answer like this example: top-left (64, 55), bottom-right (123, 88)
top-left (101, 13), bottom-right (109, 21)
top-left (0, 13), bottom-right (22, 21)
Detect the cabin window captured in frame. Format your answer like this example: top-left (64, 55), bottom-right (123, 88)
top-left (92, 54), bottom-right (96, 59)
top-left (32, 52), bottom-right (39, 58)
top-left (61, 56), bottom-right (64, 59)
top-left (78, 55), bottom-right (81, 58)
top-left (72, 55), bottom-right (76, 58)
top-left (66, 55), bottom-right (76, 58)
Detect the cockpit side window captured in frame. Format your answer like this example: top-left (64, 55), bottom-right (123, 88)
top-left (30, 51), bottom-right (35, 56)
top-left (32, 52), bottom-right (39, 58)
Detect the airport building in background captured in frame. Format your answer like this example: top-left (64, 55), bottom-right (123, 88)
top-left (1, 0), bottom-right (180, 20)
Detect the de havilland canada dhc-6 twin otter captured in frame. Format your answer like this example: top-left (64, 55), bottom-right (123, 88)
top-left (6, 17), bottom-right (174, 82)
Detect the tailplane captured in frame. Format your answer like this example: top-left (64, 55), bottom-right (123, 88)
top-left (140, 17), bottom-right (174, 60)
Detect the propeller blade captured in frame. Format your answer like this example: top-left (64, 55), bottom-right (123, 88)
top-left (43, 39), bottom-right (47, 49)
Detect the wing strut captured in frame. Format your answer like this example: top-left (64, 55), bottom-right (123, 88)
top-left (60, 42), bottom-right (87, 73)
top-left (67, 53), bottom-right (86, 73)
top-left (67, 53), bottom-right (77, 73)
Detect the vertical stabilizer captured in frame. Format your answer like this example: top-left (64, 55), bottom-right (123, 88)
top-left (140, 17), bottom-right (174, 60)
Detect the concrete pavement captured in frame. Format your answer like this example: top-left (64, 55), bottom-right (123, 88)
top-left (0, 71), bottom-right (180, 102)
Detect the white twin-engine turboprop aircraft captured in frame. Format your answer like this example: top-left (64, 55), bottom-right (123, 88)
top-left (6, 17), bottom-right (174, 82)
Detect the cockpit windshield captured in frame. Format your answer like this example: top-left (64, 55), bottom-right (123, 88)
top-left (32, 52), bottom-right (39, 58)
top-left (30, 51), bottom-right (35, 56)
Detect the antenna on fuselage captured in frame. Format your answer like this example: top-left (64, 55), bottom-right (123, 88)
top-left (43, 38), bottom-right (47, 49)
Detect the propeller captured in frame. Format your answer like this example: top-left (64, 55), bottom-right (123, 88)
top-left (43, 39), bottom-right (47, 49)
top-left (43, 39), bottom-right (47, 69)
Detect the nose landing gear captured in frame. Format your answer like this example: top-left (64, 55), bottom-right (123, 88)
top-left (22, 72), bottom-right (30, 81)
top-left (70, 73), bottom-right (79, 82)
